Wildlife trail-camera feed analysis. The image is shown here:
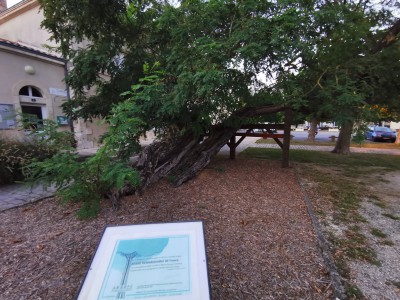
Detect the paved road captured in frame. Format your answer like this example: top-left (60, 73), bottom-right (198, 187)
top-left (1, 136), bottom-right (399, 212)
top-left (219, 136), bottom-right (400, 156)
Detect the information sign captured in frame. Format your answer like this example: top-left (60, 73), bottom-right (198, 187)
top-left (77, 221), bottom-right (211, 300)
top-left (56, 116), bottom-right (69, 125)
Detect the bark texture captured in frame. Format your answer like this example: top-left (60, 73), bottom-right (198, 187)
top-left (129, 105), bottom-right (286, 189)
top-left (371, 19), bottom-right (400, 54)
top-left (307, 117), bottom-right (319, 142)
top-left (332, 121), bottom-right (354, 154)
top-left (134, 127), bottom-right (237, 189)
top-left (106, 104), bottom-right (286, 204)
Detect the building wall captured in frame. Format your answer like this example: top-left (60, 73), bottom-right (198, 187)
top-left (389, 122), bottom-right (400, 130)
top-left (0, 47), bottom-right (107, 148)
top-left (0, 1), bottom-right (53, 49)
top-left (0, 0), bottom-right (108, 149)
top-left (0, 47), bottom-right (67, 133)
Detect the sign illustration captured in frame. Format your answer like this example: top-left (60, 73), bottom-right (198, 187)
top-left (77, 222), bottom-right (210, 300)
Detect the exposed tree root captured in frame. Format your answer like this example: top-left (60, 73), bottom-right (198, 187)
top-left (112, 104), bottom-right (286, 204)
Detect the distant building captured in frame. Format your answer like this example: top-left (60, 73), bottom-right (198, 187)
top-left (389, 122), bottom-right (400, 130)
top-left (0, 0), bottom-right (107, 148)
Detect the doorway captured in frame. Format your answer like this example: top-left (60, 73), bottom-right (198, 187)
top-left (21, 105), bottom-right (44, 129)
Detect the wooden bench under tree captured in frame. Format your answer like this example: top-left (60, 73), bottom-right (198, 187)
top-left (226, 108), bottom-right (293, 167)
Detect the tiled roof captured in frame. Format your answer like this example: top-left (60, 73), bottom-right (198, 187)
top-left (0, 0), bottom-right (32, 17)
top-left (0, 37), bottom-right (65, 62)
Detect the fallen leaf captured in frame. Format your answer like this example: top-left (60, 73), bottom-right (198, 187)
top-left (10, 239), bottom-right (23, 244)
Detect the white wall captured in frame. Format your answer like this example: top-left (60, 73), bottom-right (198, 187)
top-left (0, 1), bottom-right (56, 49)
top-left (389, 122), bottom-right (400, 130)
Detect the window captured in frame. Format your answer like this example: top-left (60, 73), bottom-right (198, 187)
top-left (19, 86), bottom-right (43, 98)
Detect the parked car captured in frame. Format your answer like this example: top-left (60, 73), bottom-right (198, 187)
top-left (365, 126), bottom-right (397, 142)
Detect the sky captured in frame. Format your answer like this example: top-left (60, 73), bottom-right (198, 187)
top-left (8, 0), bottom-right (22, 8)
top-left (6, 0), bottom-right (399, 17)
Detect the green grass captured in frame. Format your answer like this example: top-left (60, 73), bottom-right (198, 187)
top-left (214, 166), bottom-right (225, 173)
top-left (380, 240), bottom-right (395, 246)
top-left (370, 228), bottom-right (387, 238)
top-left (382, 213), bottom-right (400, 220)
top-left (345, 284), bottom-right (364, 299)
top-left (339, 226), bottom-right (380, 265)
top-left (387, 281), bottom-right (400, 289)
top-left (255, 138), bottom-right (400, 149)
top-left (331, 189), bottom-right (363, 223)
top-left (367, 195), bottom-right (387, 209)
top-left (240, 148), bottom-right (400, 171)
top-left (239, 147), bottom-right (400, 291)
top-left (240, 147), bottom-right (400, 291)
top-left (295, 165), bottom-right (379, 270)
top-left (256, 138), bottom-right (336, 146)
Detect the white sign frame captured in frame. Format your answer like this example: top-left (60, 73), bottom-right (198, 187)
top-left (49, 87), bottom-right (68, 97)
top-left (77, 221), bottom-right (211, 300)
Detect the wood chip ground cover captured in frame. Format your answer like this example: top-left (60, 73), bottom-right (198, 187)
top-left (0, 158), bottom-right (333, 299)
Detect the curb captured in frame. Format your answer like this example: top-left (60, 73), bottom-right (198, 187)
top-left (294, 164), bottom-right (346, 300)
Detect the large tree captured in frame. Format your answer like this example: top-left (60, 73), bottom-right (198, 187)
top-left (36, 0), bottom-right (400, 208)
top-left (39, 0), bottom-right (295, 191)
top-left (272, 1), bottom-right (400, 154)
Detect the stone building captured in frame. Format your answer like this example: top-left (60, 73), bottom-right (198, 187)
top-left (0, 0), bottom-right (107, 148)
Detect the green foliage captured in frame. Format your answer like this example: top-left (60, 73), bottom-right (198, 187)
top-left (38, 0), bottom-right (400, 156)
top-left (0, 118), bottom-right (74, 185)
top-left (352, 124), bottom-right (368, 146)
top-left (25, 104), bottom-right (143, 218)
top-left (26, 148), bottom-right (140, 218)
top-left (345, 284), bottom-right (364, 299)
top-left (275, 1), bottom-right (400, 133)
top-left (0, 138), bottom-right (55, 185)
top-left (370, 228), bottom-right (387, 238)
top-left (382, 213), bottom-right (400, 220)
top-left (27, 119), bottom-right (76, 151)
top-left (35, 0), bottom-right (400, 208)
top-left (39, 0), bottom-right (295, 132)
top-left (214, 166), bottom-right (225, 173)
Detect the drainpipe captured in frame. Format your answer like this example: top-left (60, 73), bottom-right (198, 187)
top-left (0, 0), bottom-right (7, 12)
top-left (63, 60), bottom-right (74, 134)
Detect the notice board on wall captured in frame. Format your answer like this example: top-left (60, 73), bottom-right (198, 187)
top-left (0, 104), bottom-right (16, 129)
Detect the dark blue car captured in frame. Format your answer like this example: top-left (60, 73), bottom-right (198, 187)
top-left (365, 126), bottom-right (397, 142)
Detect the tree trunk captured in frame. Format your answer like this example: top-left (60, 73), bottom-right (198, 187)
top-left (307, 117), bottom-right (318, 142)
top-left (371, 19), bottom-right (400, 53)
top-left (395, 129), bottom-right (400, 145)
top-left (332, 120), bottom-right (354, 154)
top-left (133, 127), bottom-right (238, 189)
top-left (107, 104), bottom-right (287, 204)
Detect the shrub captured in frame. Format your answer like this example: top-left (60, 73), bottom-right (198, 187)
top-left (0, 138), bottom-right (55, 185)
top-left (25, 148), bottom-right (140, 218)
top-left (352, 124), bottom-right (367, 146)
top-left (24, 105), bottom-right (144, 218)
top-left (0, 120), bottom-right (75, 185)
